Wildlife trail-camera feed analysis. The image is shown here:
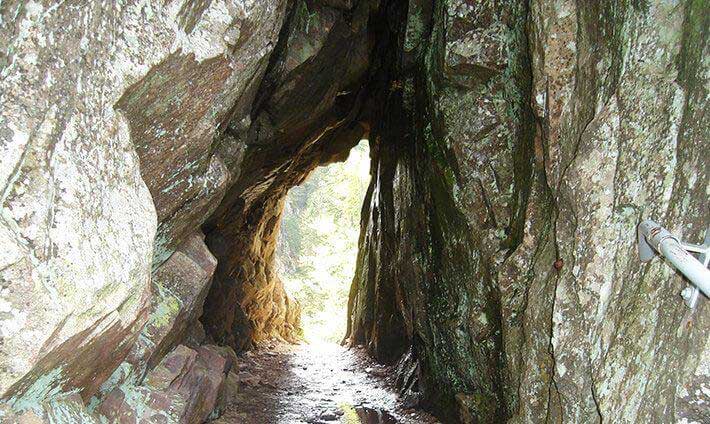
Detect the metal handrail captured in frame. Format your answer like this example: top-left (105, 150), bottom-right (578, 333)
top-left (638, 220), bottom-right (710, 308)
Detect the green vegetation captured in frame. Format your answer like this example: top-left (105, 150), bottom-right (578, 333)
top-left (276, 140), bottom-right (370, 343)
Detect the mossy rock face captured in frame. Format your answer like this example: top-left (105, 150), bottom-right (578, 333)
top-left (348, 0), bottom-right (709, 422)
top-left (96, 345), bottom-right (230, 424)
top-left (1, 393), bottom-right (102, 423)
top-left (348, 0), bottom-right (515, 421)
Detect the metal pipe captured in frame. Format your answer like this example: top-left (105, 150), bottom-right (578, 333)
top-left (638, 220), bottom-right (710, 298)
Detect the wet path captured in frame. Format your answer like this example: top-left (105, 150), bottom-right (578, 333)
top-left (214, 342), bottom-right (440, 424)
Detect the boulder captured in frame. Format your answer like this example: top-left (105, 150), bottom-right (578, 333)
top-left (98, 345), bottom-right (229, 424)
top-left (127, 232), bottom-right (218, 378)
top-left (0, 394), bottom-right (100, 424)
top-left (90, 232), bottom-right (218, 407)
top-left (118, 0), bottom-right (290, 266)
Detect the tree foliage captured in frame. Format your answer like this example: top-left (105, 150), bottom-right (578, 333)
top-left (276, 141), bottom-right (370, 343)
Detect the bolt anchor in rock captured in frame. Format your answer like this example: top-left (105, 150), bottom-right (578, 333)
top-left (638, 220), bottom-right (710, 309)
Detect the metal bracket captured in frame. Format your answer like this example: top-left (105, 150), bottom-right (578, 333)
top-left (638, 220), bottom-right (710, 309)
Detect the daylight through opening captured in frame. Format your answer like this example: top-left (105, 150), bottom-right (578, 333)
top-left (276, 140), bottom-right (370, 344)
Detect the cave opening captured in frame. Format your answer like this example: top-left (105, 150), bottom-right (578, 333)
top-left (276, 140), bottom-right (371, 344)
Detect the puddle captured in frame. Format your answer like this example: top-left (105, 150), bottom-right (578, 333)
top-left (353, 406), bottom-right (398, 423)
top-left (339, 405), bottom-right (398, 423)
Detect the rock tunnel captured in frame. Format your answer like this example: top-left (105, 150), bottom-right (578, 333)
top-left (0, 0), bottom-right (708, 423)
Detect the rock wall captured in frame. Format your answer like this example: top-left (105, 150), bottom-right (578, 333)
top-left (506, 1), bottom-right (709, 422)
top-left (347, 1), bottom-right (515, 420)
top-left (1, 0), bottom-right (160, 409)
top-left (1, 0), bottom-right (376, 414)
top-left (347, 0), bottom-right (709, 422)
top-left (0, 0), bottom-right (289, 416)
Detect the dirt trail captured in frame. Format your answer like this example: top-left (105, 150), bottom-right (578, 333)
top-left (214, 342), bottom-right (440, 424)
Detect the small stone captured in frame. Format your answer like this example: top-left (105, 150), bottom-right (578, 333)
top-left (319, 409), bottom-right (343, 421)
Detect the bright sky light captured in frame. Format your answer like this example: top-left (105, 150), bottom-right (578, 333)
top-left (276, 140), bottom-right (370, 344)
